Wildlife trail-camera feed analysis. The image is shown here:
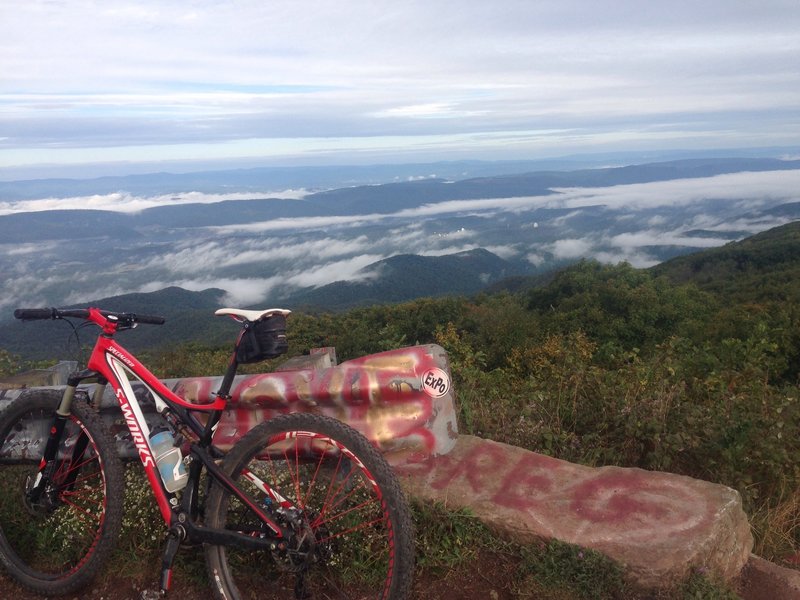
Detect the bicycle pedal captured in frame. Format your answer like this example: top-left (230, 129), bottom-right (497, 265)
top-left (139, 589), bottom-right (164, 600)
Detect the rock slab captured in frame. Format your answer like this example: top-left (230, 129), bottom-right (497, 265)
top-left (398, 435), bottom-right (753, 590)
top-left (739, 555), bottom-right (800, 600)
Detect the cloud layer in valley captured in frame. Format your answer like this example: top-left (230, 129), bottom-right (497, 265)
top-left (1, 168), bottom-right (798, 311)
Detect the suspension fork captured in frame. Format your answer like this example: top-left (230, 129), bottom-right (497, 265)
top-left (29, 370), bottom-right (103, 502)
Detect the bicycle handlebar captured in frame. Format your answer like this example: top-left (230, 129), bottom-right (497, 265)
top-left (13, 308), bottom-right (61, 321)
top-left (14, 307), bottom-right (166, 326)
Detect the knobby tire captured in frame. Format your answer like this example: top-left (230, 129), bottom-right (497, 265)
top-left (204, 412), bottom-right (414, 600)
top-left (0, 390), bottom-right (124, 596)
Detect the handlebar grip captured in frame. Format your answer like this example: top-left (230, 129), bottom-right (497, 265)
top-left (14, 308), bottom-right (57, 321)
top-left (130, 313), bottom-right (166, 325)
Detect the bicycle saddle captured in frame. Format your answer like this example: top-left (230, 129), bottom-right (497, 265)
top-left (214, 308), bottom-right (291, 322)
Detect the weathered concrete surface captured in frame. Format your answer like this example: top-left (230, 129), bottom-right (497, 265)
top-left (0, 361), bottom-right (77, 390)
top-left (178, 344), bottom-right (458, 460)
top-left (0, 346), bottom-right (459, 462)
top-left (397, 435), bottom-right (753, 590)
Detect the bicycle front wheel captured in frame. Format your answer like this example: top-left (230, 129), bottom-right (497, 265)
top-left (205, 412), bottom-right (414, 600)
top-left (0, 390), bottom-right (124, 596)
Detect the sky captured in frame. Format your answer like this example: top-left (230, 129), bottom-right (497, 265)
top-left (1, 0), bottom-right (800, 179)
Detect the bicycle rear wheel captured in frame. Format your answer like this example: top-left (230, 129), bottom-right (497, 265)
top-left (204, 412), bottom-right (414, 600)
top-left (0, 390), bottom-right (124, 595)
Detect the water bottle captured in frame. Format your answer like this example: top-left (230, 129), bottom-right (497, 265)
top-left (149, 430), bottom-right (188, 493)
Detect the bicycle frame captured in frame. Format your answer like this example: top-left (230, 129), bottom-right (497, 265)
top-left (49, 308), bottom-right (289, 553)
top-left (7, 305), bottom-right (415, 600)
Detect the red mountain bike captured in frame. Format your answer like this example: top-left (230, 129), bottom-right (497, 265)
top-left (0, 307), bottom-right (414, 599)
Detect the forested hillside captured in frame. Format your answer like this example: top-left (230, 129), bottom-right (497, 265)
top-left (652, 219), bottom-right (800, 304)
top-left (167, 223), bottom-right (800, 565)
top-left (2, 222), bottom-right (799, 565)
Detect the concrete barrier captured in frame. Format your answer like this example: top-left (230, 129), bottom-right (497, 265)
top-left (0, 344), bottom-right (458, 463)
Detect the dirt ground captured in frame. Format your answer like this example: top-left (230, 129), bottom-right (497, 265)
top-left (0, 548), bottom-right (520, 600)
top-left (0, 559), bottom-right (794, 600)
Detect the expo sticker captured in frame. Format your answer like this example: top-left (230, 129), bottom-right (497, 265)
top-left (421, 368), bottom-right (451, 398)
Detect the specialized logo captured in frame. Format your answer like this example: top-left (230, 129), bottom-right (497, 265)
top-left (117, 388), bottom-right (155, 467)
top-left (421, 368), bottom-right (451, 398)
top-left (109, 346), bottom-right (135, 368)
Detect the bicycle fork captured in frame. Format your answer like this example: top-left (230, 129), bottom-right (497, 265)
top-left (27, 374), bottom-right (100, 509)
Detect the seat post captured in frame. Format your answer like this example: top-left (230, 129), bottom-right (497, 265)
top-left (217, 351), bottom-right (240, 399)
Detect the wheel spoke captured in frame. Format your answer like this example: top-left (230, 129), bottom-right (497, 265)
top-left (205, 413), bottom-right (414, 599)
top-left (0, 393), bottom-right (123, 595)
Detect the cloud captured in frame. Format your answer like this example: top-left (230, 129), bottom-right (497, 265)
top-left (484, 244), bottom-right (522, 260)
top-left (549, 169), bottom-right (800, 212)
top-left (62, 284), bottom-right (135, 306)
top-left (551, 210), bottom-right (587, 227)
top-left (128, 252), bottom-right (388, 305)
top-left (419, 244), bottom-right (481, 257)
top-left (686, 215), bottom-right (794, 235)
top-left (0, 190), bottom-right (308, 216)
top-left (378, 223), bottom-right (427, 247)
top-left (285, 254), bottom-right (385, 289)
top-left (143, 236), bottom-right (374, 275)
top-left (249, 169), bottom-right (800, 226)
top-left (213, 214), bottom-right (385, 233)
top-left (608, 230), bottom-right (728, 250)
top-left (394, 196), bottom-right (549, 219)
top-left (2, 241), bottom-right (58, 255)
top-left (593, 250), bottom-right (660, 269)
top-left (2, 1), bottom-right (799, 172)
top-left (138, 277), bottom-right (282, 307)
top-left (3, 166), bottom-right (799, 311)
top-left (526, 252), bottom-right (547, 267)
top-left (3, 168), bottom-right (796, 221)
top-left (0, 274), bottom-right (65, 311)
top-left (550, 238), bottom-right (594, 259)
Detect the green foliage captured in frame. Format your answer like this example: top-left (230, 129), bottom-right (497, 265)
top-left (526, 260), bottom-right (716, 353)
top-left (678, 571), bottom-right (741, 600)
top-left (140, 342), bottom-right (232, 379)
top-left (0, 348), bottom-right (22, 378)
top-left (653, 221), bottom-right (800, 306)
top-left (517, 540), bottom-right (628, 600)
top-left (411, 501), bottom-right (500, 570)
top-left (117, 465), bottom-right (164, 556)
top-left (412, 501), bottom-right (739, 599)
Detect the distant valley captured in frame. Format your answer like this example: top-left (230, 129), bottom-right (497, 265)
top-left (1, 155), bottom-right (800, 359)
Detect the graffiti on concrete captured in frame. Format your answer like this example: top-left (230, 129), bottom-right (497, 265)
top-left (0, 345), bottom-right (458, 463)
top-left (180, 344), bottom-right (458, 461)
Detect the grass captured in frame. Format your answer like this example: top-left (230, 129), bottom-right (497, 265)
top-left (516, 539), bottom-right (628, 599)
top-left (749, 484), bottom-right (800, 564)
top-left (0, 465), bottom-right (748, 598)
top-left (411, 501), bottom-right (743, 600)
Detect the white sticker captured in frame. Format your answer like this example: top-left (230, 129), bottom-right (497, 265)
top-left (421, 368), bottom-right (451, 398)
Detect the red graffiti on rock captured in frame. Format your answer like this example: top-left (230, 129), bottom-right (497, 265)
top-left (400, 437), bottom-right (713, 540)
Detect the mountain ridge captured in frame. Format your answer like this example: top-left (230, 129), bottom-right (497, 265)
top-left (3, 222), bottom-right (800, 360)
top-left (3, 156), bottom-right (800, 351)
